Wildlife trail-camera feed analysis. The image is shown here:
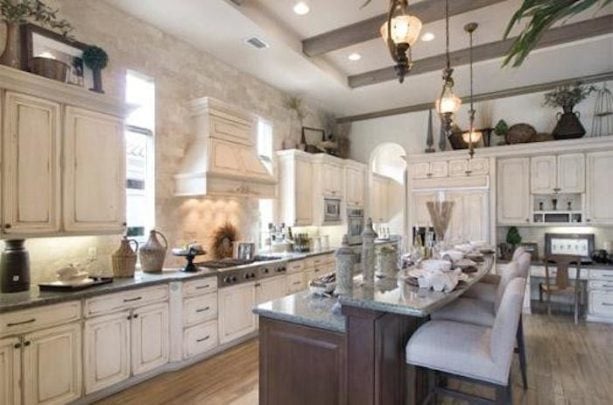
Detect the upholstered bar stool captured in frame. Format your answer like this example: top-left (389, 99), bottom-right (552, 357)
top-left (464, 251), bottom-right (531, 302)
top-left (407, 278), bottom-right (526, 404)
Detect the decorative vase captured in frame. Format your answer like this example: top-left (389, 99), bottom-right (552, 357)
top-left (334, 235), bottom-right (355, 297)
top-left (375, 246), bottom-right (398, 278)
top-left (552, 105), bottom-right (586, 140)
top-left (0, 239), bottom-right (30, 293)
top-left (139, 230), bottom-right (168, 273)
top-left (112, 236), bottom-right (139, 278)
top-left (90, 68), bottom-right (104, 93)
top-left (361, 218), bottom-right (378, 286)
top-left (0, 21), bottom-right (22, 69)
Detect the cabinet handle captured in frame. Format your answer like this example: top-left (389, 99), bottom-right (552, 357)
top-left (586, 219), bottom-right (592, 223)
top-left (4, 224), bottom-right (11, 229)
top-left (123, 296), bottom-right (142, 303)
top-left (196, 306), bottom-right (211, 313)
top-left (14, 343), bottom-right (21, 349)
top-left (133, 314), bottom-right (139, 319)
top-left (255, 283), bottom-right (261, 287)
top-left (292, 281), bottom-right (302, 286)
top-left (602, 302), bottom-right (613, 307)
top-left (196, 336), bottom-right (210, 343)
top-left (7, 318), bottom-right (35, 327)
top-left (195, 285), bottom-right (211, 290)
top-left (23, 341), bottom-right (31, 347)
top-left (127, 315), bottom-right (132, 320)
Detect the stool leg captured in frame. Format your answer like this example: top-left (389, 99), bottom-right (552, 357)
top-left (495, 382), bottom-right (512, 405)
top-left (516, 315), bottom-right (528, 389)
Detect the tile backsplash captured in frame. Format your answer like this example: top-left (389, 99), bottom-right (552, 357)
top-left (496, 226), bottom-right (613, 258)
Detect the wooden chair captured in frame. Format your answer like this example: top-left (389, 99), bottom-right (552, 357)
top-left (538, 254), bottom-right (583, 324)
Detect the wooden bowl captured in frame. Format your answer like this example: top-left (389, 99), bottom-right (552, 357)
top-left (505, 123), bottom-right (536, 144)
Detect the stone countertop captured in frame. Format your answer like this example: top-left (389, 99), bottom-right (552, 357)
top-left (496, 258), bottom-right (613, 270)
top-left (0, 268), bottom-right (217, 314)
top-left (259, 238), bottom-right (402, 262)
top-left (254, 256), bottom-right (494, 332)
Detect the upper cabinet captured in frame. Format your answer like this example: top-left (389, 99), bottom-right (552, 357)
top-left (586, 151), bottom-right (613, 225)
top-left (370, 174), bottom-right (390, 223)
top-left (448, 158), bottom-right (489, 177)
top-left (409, 161), bottom-right (448, 179)
top-left (64, 107), bottom-right (126, 233)
top-left (0, 67), bottom-right (127, 239)
top-left (531, 154), bottom-right (585, 194)
top-left (2, 92), bottom-right (61, 235)
top-left (345, 163), bottom-right (366, 208)
top-left (497, 158), bottom-right (530, 225)
top-left (278, 150), bottom-right (313, 227)
top-left (312, 154), bottom-right (344, 199)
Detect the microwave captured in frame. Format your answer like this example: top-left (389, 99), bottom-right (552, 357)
top-left (324, 198), bottom-right (342, 224)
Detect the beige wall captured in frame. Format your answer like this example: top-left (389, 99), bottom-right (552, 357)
top-left (0, 0), bottom-right (334, 282)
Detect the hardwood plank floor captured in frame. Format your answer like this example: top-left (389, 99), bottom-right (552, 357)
top-left (96, 314), bottom-right (613, 405)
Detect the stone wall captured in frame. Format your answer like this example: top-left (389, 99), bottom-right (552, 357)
top-left (0, 0), bottom-right (333, 282)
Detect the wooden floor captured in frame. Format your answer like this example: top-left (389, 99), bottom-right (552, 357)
top-left (96, 314), bottom-right (613, 405)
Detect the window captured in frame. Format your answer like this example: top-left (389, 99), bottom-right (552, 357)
top-left (125, 71), bottom-right (155, 243)
top-left (257, 118), bottom-right (274, 247)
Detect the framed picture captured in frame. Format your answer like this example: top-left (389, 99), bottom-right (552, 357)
top-left (21, 23), bottom-right (93, 88)
top-left (301, 127), bottom-right (326, 153)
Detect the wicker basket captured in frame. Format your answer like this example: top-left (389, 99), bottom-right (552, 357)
top-left (112, 237), bottom-right (139, 278)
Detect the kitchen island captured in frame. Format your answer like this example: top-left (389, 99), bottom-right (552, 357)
top-left (254, 255), bottom-right (495, 405)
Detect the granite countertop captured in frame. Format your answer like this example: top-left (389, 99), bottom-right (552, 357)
top-left (497, 258), bottom-right (613, 270)
top-left (0, 268), bottom-right (217, 314)
top-left (254, 256), bottom-right (494, 332)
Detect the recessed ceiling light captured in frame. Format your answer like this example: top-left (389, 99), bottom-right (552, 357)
top-left (348, 53), bottom-right (362, 61)
top-left (421, 32), bottom-right (435, 42)
top-left (293, 2), bottom-right (310, 15)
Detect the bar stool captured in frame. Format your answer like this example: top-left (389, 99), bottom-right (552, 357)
top-left (407, 278), bottom-right (526, 404)
top-left (464, 252), bottom-right (531, 302)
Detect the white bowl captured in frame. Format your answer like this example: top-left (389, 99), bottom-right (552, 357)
top-left (421, 259), bottom-right (452, 272)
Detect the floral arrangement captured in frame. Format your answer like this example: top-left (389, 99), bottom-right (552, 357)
top-left (0, 0), bottom-right (72, 34)
top-left (544, 84), bottom-right (596, 109)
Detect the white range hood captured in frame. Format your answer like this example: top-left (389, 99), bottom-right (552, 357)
top-left (174, 97), bottom-right (276, 198)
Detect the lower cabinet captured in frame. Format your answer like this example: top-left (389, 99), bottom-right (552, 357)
top-left (0, 337), bottom-right (21, 405)
top-left (255, 276), bottom-right (288, 305)
top-left (183, 321), bottom-right (218, 359)
top-left (287, 272), bottom-right (306, 293)
top-left (84, 302), bottom-right (170, 394)
top-left (218, 283), bottom-right (257, 344)
top-left (22, 323), bottom-right (82, 405)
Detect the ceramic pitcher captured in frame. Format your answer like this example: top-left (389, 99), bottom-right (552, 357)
top-left (112, 236), bottom-right (139, 278)
top-left (139, 230), bottom-right (168, 273)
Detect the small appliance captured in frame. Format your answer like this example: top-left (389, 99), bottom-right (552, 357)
top-left (323, 198), bottom-right (342, 224)
top-left (346, 208), bottom-right (364, 245)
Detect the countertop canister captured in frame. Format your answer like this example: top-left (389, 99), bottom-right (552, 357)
top-left (112, 236), bottom-right (139, 278)
top-left (361, 218), bottom-right (378, 286)
top-left (139, 230), bottom-right (168, 273)
top-left (334, 235), bottom-right (355, 297)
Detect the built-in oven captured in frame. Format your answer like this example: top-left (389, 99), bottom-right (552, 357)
top-left (324, 198), bottom-right (342, 224)
top-left (347, 208), bottom-right (364, 245)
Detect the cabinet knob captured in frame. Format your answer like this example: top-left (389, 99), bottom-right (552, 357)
top-left (526, 218), bottom-right (530, 223)
top-left (586, 219), bottom-right (592, 223)
top-left (14, 343), bottom-right (21, 349)
top-left (133, 314), bottom-right (139, 319)
top-left (4, 224), bottom-right (11, 229)
top-left (23, 341), bottom-right (31, 347)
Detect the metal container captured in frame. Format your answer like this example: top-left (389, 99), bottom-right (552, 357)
top-left (0, 239), bottom-right (30, 293)
top-left (31, 57), bottom-right (69, 82)
top-left (139, 230), bottom-right (168, 273)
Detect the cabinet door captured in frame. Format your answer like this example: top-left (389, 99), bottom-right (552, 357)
top-left (448, 160), bottom-right (468, 177)
top-left (183, 321), bottom-right (218, 360)
top-left (84, 311), bottom-right (131, 394)
top-left (322, 163), bottom-right (343, 197)
top-left (0, 337), bottom-right (20, 405)
top-left (412, 192), bottom-right (436, 227)
top-left (64, 107), bottom-right (125, 233)
top-left (558, 153), bottom-right (585, 193)
top-left (3, 92), bottom-right (61, 235)
top-left (256, 276), bottom-right (288, 305)
top-left (346, 167), bottom-right (365, 207)
top-left (23, 323), bottom-right (82, 405)
top-left (445, 192), bottom-right (465, 242)
top-left (287, 272), bottom-right (306, 293)
top-left (131, 303), bottom-right (170, 376)
top-left (462, 191), bottom-right (489, 242)
top-left (218, 283), bottom-right (256, 344)
top-left (531, 156), bottom-right (557, 194)
top-left (586, 152), bottom-right (613, 225)
top-left (295, 159), bottom-right (313, 225)
top-left (497, 158), bottom-right (530, 225)
top-left (371, 176), bottom-right (389, 223)
top-left (429, 161), bottom-right (448, 178)
top-left (409, 163), bottom-right (430, 179)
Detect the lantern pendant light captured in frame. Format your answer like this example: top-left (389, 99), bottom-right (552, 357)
top-left (463, 22), bottom-right (481, 159)
top-left (380, 0), bottom-right (422, 83)
top-left (436, 0), bottom-right (461, 134)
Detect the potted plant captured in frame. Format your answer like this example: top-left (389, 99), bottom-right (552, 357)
top-left (544, 83), bottom-right (595, 139)
top-left (494, 119), bottom-right (509, 145)
top-left (0, 0), bottom-right (72, 68)
top-left (82, 45), bottom-right (108, 93)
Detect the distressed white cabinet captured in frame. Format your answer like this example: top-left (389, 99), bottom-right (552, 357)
top-left (84, 311), bottom-right (131, 394)
top-left (411, 192), bottom-right (437, 227)
top-left (370, 174), bottom-right (390, 223)
top-left (63, 107), bottom-right (126, 233)
top-left (497, 158), bottom-right (530, 225)
top-left (286, 272), bottom-right (306, 293)
top-left (218, 283), bottom-right (257, 344)
top-left (446, 191), bottom-right (489, 242)
top-left (255, 276), bottom-right (287, 305)
top-left (345, 164), bottom-right (366, 207)
top-left (22, 323), bottom-right (82, 405)
top-left (448, 158), bottom-right (489, 177)
top-left (322, 162), bottom-right (344, 198)
top-left (183, 321), bottom-right (218, 359)
top-left (131, 303), bottom-right (170, 376)
top-left (531, 154), bottom-right (585, 194)
top-left (409, 161), bottom-right (448, 179)
top-left (0, 337), bottom-right (21, 405)
top-left (586, 151), bottom-right (613, 225)
top-left (2, 92), bottom-right (61, 235)
top-left (278, 150), bottom-right (313, 226)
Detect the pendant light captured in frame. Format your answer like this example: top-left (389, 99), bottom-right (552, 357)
top-left (435, 0), bottom-right (461, 134)
top-left (464, 22), bottom-right (481, 159)
top-left (380, 0), bottom-right (422, 83)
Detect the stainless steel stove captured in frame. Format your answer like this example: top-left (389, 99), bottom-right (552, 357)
top-left (196, 257), bottom-right (288, 288)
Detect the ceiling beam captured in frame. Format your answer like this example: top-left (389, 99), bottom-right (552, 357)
top-left (336, 71), bottom-right (613, 123)
top-left (302, 0), bottom-right (507, 57)
top-left (348, 15), bottom-right (613, 88)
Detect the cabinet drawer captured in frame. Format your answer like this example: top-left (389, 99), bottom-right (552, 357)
top-left (184, 293), bottom-right (218, 327)
top-left (85, 285), bottom-right (169, 317)
top-left (287, 272), bottom-right (306, 293)
top-left (589, 269), bottom-right (613, 281)
top-left (184, 321), bottom-right (218, 359)
top-left (184, 277), bottom-right (218, 297)
top-left (306, 255), bottom-right (333, 268)
top-left (287, 260), bottom-right (305, 274)
top-left (589, 291), bottom-right (613, 317)
top-left (0, 301), bottom-right (81, 338)
top-left (588, 280), bottom-right (613, 290)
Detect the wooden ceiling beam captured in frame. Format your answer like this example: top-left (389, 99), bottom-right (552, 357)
top-left (302, 0), bottom-right (507, 57)
top-left (348, 15), bottom-right (613, 88)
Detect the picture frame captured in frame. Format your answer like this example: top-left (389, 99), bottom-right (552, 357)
top-left (301, 127), bottom-right (326, 153)
top-left (21, 23), bottom-right (93, 89)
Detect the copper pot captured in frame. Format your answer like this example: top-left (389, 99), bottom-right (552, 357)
top-left (31, 57), bottom-right (69, 82)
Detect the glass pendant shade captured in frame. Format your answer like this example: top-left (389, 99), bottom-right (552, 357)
top-left (380, 14), bottom-right (422, 46)
top-left (462, 130), bottom-right (482, 144)
top-left (436, 85), bottom-right (462, 115)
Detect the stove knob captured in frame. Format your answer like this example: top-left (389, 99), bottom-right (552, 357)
top-left (224, 276), bottom-right (232, 284)
top-left (263, 268), bottom-right (269, 274)
top-left (244, 273), bottom-right (250, 279)
top-left (231, 276), bottom-right (238, 283)
top-left (250, 272), bottom-right (256, 279)
top-left (280, 267), bottom-right (286, 272)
